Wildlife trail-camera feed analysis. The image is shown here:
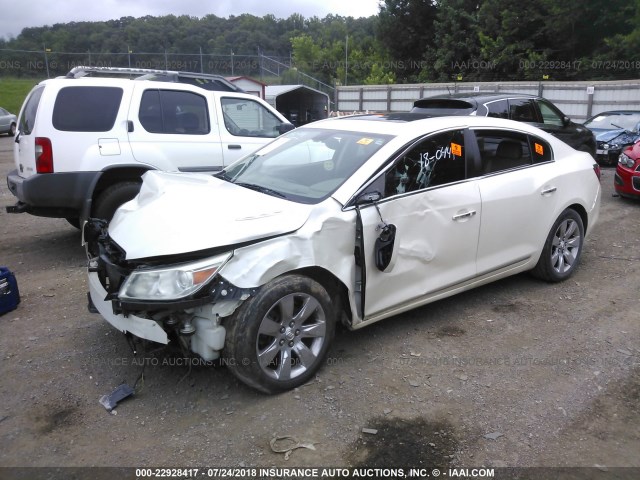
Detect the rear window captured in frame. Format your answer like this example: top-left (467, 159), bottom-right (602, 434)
top-left (52, 86), bottom-right (123, 132)
top-left (19, 85), bottom-right (45, 135)
top-left (411, 99), bottom-right (475, 115)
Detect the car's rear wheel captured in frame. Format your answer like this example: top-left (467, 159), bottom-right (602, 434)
top-left (531, 208), bottom-right (584, 282)
top-left (223, 274), bottom-right (335, 394)
top-left (93, 181), bottom-right (141, 221)
top-left (9, 123), bottom-right (16, 137)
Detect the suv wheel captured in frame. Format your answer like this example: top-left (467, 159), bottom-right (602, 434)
top-left (93, 181), bottom-right (141, 221)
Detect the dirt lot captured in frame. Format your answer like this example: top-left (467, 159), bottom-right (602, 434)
top-left (0, 134), bottom-right (639, 476)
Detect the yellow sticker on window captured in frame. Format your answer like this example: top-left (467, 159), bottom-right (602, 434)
top-left (451, 142), bottom-right (462, 157)
top-left (357, 138), bottom-right (374, 145)
top-left (535, 143), bottom-right (544, 155)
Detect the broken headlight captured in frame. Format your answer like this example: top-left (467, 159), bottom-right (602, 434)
top-left (119, 253), bottom-right (232, 301)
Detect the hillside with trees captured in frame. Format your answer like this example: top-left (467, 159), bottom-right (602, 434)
top-left (0, 0), bottom-right (638, 85)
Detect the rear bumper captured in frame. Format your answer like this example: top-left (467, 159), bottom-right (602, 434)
top-left (6, 169), bottom-right (100, 218)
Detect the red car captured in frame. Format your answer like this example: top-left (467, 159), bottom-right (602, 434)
top-left (615, 142), bottom-right (640, 199)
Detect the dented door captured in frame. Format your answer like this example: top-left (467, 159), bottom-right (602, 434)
top-left (357, 128), bottom-right (482, 319)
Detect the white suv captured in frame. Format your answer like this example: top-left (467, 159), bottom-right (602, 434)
top-left (6, 67), bottom-right (294, 226)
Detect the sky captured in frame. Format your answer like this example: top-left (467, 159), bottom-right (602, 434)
top-left (0, 0), bottom-right (381, 39)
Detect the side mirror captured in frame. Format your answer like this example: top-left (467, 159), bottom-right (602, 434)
top-left (277, 123), bottom-right (295, 135)
top-left (356, 191), bottom-right (382, 205)
top-left (562, 116), bottom-right (571, 127)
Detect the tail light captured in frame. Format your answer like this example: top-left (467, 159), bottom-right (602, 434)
top-left (592, 163), bottom-right (601, 181)
top-left (35, 137), bottom-right (53, 174)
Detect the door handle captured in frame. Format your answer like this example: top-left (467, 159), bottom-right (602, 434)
top-left (228, 144), bottom-right (242, 150)
top-left (452, 210), bottom-right (476, 221)
top-left (541, 186), bottom-right (557, 195)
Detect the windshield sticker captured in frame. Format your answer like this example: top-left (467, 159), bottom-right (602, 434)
top-left (451, 143), bottom-right (462, 157)
top-left (534, 143), bottom-right (544, 155)
top-left (323, 160), bottom-right (335, 171)
top-left (357, 138), bottom-right (374, 145)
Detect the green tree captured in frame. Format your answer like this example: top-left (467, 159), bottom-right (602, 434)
top-left (430, 0), bottom-right (481, 81)
top-left (477, 0), bottom-right (550, 80)
top-left (377, 0), bottom-right (438, 81)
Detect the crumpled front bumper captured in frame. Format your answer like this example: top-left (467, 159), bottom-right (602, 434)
top-left (88, 271), bottom-right (169, 344)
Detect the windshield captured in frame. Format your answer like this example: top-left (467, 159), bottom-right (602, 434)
top-left (219, 127), bottom-right (393, 204)
top-left (584, 112), bottom-right (640, 132)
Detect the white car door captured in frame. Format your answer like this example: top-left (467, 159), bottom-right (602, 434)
top-left (471, 129), bottom-right (560, 274)
top-left (127, 84), bottom-right (225, 172)
top-left (216, 96), bottom-right (288, 164)
top-left (357, 129), bottom-right (482, 320)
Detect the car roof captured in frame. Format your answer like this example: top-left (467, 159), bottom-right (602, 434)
top-left (37, 76), bottom-right (261, 99)
top-left (588, 110), bottom-right (640, 116)
top-left (419, 92), bottom-right (540, 102)
top-left (303, 113), bottom-right (556, 141)
top-left (311, 113), bottom-right (572, 207)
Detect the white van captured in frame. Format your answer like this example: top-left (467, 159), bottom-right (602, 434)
top-left (6, 67), bottom-right (294, 226)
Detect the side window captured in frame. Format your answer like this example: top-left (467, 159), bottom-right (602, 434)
top-left (529, 135), bottom-right (553, 163)
top-left (384, 129), bottom-right (465, 197)
top-left (221, 97), bottom-right (282, 138)
top-left (486, 99), bottom-right (509, 119)
top-left (508, 99), bottom-right (538, 123)
top-left (474, 129), bottom-right (532, 174)
top-left (139, 89), bottom-right (209, 135)
top-left (537, 99), bottom-right (565, 127)
top-left (53, 86), bottom-right (123, 132)
top-left (19, 85), bottom-right (45, 135)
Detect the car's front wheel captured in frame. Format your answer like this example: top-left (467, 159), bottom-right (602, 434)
top-left (531, 208), bottom-right (584, 282)
top-left (223, 274), bottom-right (335, 394)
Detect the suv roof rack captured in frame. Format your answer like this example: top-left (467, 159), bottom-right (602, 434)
top-left (65, 66), bottom-right (244, 92)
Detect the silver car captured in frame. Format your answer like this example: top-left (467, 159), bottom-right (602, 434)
top-left (0, 107), bottom-right (17, 136)
top-left (86, 114), bottom-right (601, 394)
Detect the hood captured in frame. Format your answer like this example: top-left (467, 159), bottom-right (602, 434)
top-left (109, 171), bottom-right (313, 260)
top-left (595, 129), bottom-right (626, 142)
top-left (594, 129), bottom-right (640, 146)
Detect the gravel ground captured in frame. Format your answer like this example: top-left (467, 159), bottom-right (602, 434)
top-left (0, 134), bottom-right (638, 477)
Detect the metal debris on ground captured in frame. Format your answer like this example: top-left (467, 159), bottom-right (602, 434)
top-left (270, 435), bottom-right (317, 460)
top-left (99, 384), bottom-right (134, 411)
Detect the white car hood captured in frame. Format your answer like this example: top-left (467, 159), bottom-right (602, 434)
top-left (109, 171), bottom-right (313, 260)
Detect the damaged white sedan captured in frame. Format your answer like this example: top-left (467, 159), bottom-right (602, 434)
top-left (85, 114), bottom-right (601, 393)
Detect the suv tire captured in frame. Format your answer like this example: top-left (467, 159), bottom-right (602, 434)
top-left (93, 181), bottom-right (141, 221)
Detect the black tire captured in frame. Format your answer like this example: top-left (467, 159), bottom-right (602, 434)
top-left (223, 274), bottom-right (335, 394)
top-left (65, 217), bottom-right (81, 229)
top-left (9, 123), bottom-right (16, 137)
top-left (92, 181), bottom-right (141, 221)
top-left (531, 208), bottom-right (584, 282)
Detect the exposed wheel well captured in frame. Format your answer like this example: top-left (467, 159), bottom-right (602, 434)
top-left (91, 167), bottom-right (150, 206)
top-left (567, 203), bottom-right (589, 234)
top-left (293, 266), bottom-right (353, 328)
